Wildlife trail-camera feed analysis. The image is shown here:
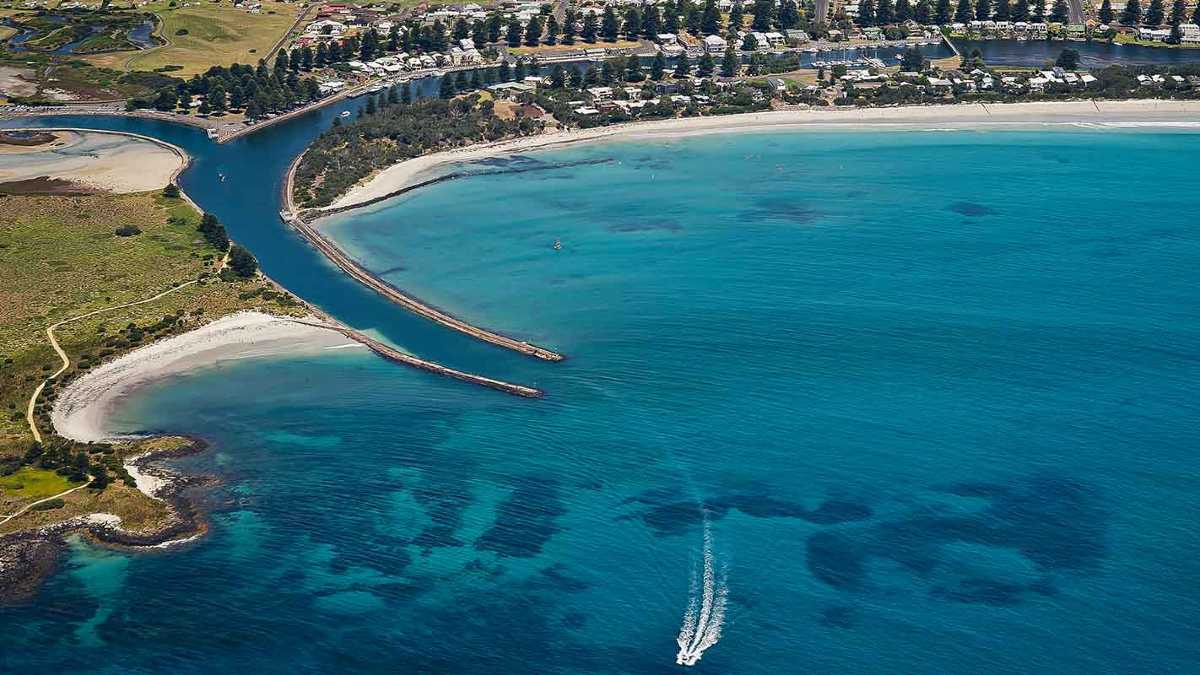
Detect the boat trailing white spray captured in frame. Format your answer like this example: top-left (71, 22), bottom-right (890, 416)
top-left (675, 521), bottom-right (728, 667)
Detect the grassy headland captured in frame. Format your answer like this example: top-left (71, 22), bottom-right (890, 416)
top-left (0, 183), bottom-right (305, 537)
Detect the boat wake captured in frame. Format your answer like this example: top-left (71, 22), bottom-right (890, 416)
top-left (675, 523), bottom-right (727, 667)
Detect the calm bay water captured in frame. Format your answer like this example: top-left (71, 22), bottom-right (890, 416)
top-left (954, 38), bottom-right (1200, 67)
top-left (2, 116), bottom-right (1200, 672)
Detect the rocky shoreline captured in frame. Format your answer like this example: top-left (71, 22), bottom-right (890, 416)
top-left (0, 438), bottom-right (212, 604)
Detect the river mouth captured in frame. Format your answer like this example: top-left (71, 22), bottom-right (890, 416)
top-left (1, 113), bottom-right (1199, 672)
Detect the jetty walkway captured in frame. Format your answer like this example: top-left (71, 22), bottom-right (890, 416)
top-left (290, 320), bottom-right (543, 398)
top-left (282, 155), bottom-right (564, 362)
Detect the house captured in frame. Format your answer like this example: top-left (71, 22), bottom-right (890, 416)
top-left (765, 76), bottom-right (787, 93)
top-left (784, 29), bottom-right (810, 45)
top-left (763, 31), bottom-right (785, 48)
top-left (307, 19), bottom-right (347, 36)
top-left (587, 86), bottom-right (614, 101)
top-left (703, 35), bottom-right (727, 53)
top-left (318, 80), bottom-right (347, 95)
top-left (657, 33), bottom-right (678, 45)
top-left (488, 81), bottom-right (536, 97)
top-left (925, 77), bottom-right (953, 92)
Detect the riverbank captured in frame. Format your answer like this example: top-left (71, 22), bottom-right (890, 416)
top-left (324, 99), bottom-right (1200, 211)
top-left (50, 311), bottom-right (359, 443)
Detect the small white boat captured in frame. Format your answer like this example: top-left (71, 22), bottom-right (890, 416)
top-left (339, 111), bottom-right (351, 118)
top-left (553, 239), bottom-right (562, 251)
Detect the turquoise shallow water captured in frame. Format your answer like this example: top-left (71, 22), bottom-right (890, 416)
top-left (3, 122), bottom-right (1200, 673)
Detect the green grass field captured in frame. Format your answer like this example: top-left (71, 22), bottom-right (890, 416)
top-left (87, 0), bottom-right (302, 76)
top-left (0, 466), bottom-right (80, 502)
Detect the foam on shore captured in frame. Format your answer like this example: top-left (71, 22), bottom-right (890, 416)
top-left (51, 311), bottom-right (361, 443)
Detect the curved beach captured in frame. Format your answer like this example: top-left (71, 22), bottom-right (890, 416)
top-left (50, 311), bottom-right (359, 443)
top-left (326, 99), bottom-right (1200, 210)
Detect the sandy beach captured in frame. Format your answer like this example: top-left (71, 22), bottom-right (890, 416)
top-left (326, 99), bottom-right (1200, 210)
top-left (51, 311), bottom-right (362, 443)
top-left (0, 129), bottom-right (184, 193)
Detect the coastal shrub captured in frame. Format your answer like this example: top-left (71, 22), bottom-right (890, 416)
top-left (163, 183), bottom-right (180, 198)
top-left (294, 95), bottom-right (541, 207)
top-left (32, 498), bottom-right (65, 511)
top-left (227, 244), bottom-right (259, 278)
top-left (115, 224), bottom-right (142, 237)
top-left (197, 213), bottom-right (230, 251)
top-left (90, 467), bottom-right (109, 491)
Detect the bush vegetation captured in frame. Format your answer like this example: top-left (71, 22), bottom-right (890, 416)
top-left (294, 94), bottom-right (541, 207)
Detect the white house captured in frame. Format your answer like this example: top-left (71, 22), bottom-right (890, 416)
top-left (703, 34), bottom-right (727, 53)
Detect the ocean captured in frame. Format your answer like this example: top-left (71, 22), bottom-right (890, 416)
top-left (2, 123), bottom-right (1199, 673)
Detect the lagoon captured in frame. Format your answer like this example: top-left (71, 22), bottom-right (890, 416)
top-left (2, 116), bottom-right (1200, 672)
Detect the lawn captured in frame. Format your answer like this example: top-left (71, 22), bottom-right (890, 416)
top-left (0, 466), bottom-right (80, 503)
top-left (86, 0), bottom-right (302, 76)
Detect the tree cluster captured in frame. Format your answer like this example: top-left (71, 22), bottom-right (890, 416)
top-left (294, 94), bottom-right (541, 207)
top-left (128, 59), bottom-right (323, 118)
top-left (197, 213), bottom-right (230, 252)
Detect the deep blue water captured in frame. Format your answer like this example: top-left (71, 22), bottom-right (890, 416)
top-left (2, 112), bottom-right (1200, 673)
top-left (954, 38), bottom-right (1200, 67)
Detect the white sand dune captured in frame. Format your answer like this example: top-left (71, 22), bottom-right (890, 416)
top-left (51, 311), bottom-right (361, 443)
top-left (327, 99), bottom-right (1200, 211)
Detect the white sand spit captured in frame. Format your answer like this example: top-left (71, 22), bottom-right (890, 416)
top-left (0, 130), bottom-right (183, 192)
top-left (51, 311), bottom-right (360, 443)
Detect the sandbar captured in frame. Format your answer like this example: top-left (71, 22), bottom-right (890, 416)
top-left (0, 129), bottom-right (184, 193)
